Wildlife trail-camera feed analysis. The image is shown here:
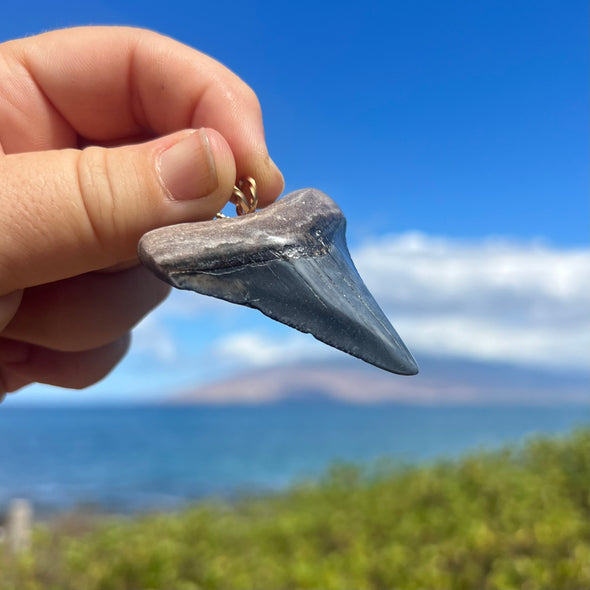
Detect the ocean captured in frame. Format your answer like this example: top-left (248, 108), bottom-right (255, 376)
top-left (0, 403), bottom-right (587, 515)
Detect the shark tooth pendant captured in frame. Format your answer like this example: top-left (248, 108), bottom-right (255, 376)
top-left (138, 183), bottom-right (418, 376)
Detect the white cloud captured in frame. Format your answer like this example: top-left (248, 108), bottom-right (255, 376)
top-left (212, 331), bottom-right (334, 368)
top-left (353, 233), bottom-right (590, 370)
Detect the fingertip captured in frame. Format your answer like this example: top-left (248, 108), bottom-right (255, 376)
top-left (116, 331), bottom-right (132, 359)
top-left (157, 127), bottom-right (280, 211)
top-left (257, 153), bottom-right (285, 207)
top-left (66, 334), bottom-right (132, 389)
top-left (10, 334), bottom-right (133, 390)
top-left (234, 150), bottom-right (284, 208)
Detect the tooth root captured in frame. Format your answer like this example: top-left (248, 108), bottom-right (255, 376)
top-left (138, 188), bottom-right (418, 376)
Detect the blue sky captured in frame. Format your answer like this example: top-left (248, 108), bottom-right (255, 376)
top-left (2, 1), bottom-right (588, 404)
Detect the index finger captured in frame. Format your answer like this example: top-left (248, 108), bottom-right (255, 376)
top-left (5, 26), bottom-right (283, 205)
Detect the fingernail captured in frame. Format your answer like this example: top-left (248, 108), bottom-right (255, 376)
top-left (158, 129), bottom-right (218, 201)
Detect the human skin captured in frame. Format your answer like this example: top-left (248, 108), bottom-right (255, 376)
top-left (0, 26), bottom-right (284, 398)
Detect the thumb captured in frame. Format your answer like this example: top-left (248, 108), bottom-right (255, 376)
top-left (0, 129), bottom-right (236, 294)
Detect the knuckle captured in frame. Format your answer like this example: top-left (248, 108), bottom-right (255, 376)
top-left (76, 146), bottom-right (116, 251)
top-left (76, 145), bottom-right (145, 258)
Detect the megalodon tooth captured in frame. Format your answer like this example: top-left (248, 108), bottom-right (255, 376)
top-left (138, 188), bottom-right (418, 376)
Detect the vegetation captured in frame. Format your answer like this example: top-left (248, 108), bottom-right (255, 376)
top-left (1, 428), bottom-right (588, 590)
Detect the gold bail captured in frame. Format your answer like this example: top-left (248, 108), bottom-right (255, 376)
top-left (217, 177), bottom-right (257, 218)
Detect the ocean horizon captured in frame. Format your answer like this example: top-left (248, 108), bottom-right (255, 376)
top-left (1, 402), bottom-right (588, 516)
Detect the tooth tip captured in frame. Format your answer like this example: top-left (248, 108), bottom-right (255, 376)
top-left (369, 338), bottom-right (419, 376)
top-left (395, 357), bottom-right (420, 376)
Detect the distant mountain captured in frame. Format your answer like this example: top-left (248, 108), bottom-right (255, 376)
top-left (173, 355), bottom-right (589, 406)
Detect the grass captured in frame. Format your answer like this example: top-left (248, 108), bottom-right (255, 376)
top-left (1, 427), bottom-right (588, 589)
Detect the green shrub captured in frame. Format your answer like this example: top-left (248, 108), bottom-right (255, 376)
top-left (1, 428), bottom-right (588, 589)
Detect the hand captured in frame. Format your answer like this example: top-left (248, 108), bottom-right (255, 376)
top-left (0, 26), bottom-right (284, 398)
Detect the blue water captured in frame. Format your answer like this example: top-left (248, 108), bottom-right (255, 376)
top-left (0, 403), bottom-right (587, 514)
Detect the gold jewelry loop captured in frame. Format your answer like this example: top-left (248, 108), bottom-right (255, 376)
top-left (230, 186), bottom-right (251, 216)
top-left (216, 176), bottom-right (258, 219)
top-left (237, 177), bottom-right (258, 214)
